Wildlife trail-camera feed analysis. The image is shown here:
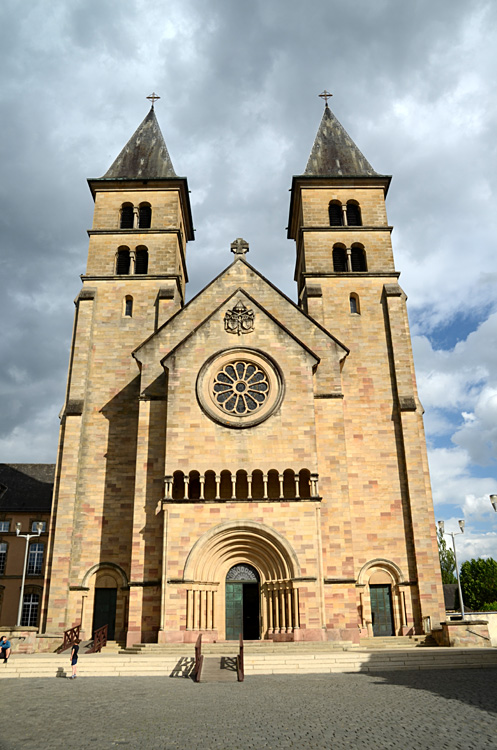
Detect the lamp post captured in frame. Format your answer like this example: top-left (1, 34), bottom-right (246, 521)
top-left (490, 495), bottom-right (497, 513)
top-left (15, 522), bottom-right (43, 627)
top-left (438, 519), bottom-right (466, 619)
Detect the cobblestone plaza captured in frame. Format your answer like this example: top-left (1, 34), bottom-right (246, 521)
top-left (1, 669), bottom-right (496, 749)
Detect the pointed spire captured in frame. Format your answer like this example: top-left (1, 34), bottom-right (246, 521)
top-left (304, 104), bottom-right (377, 177)
top-left (102, 107), bottom-right (177, 179)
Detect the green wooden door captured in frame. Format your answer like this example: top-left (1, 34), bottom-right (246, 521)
top-left (370, 584), bottom-right (394, 636)
top-left (225, 582), bottom-right (243, 640)
top-left (93, 588), bottom-right (117, 640)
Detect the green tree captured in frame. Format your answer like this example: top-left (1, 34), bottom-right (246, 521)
top-left (460, 558), bottom-right (497, 611)
top-left (437, 526), bottom-right (457, 584)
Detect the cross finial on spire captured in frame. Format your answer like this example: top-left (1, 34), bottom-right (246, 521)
top-left (231, 237), bottom-right (249, 256)
top-left (319, 90), bottom-right (332, 107)
top-left (146, 92), bottom-right (160, 109)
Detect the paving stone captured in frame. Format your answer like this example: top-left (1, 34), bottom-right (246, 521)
top-left (0, 668), bottom-right (496, 749)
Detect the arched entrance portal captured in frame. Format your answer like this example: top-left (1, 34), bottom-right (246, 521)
top-left (225, 563), bottom-right (260, 640)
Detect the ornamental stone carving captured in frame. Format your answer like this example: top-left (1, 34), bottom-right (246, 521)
top-left (224, 300), bottom-right (255, 335)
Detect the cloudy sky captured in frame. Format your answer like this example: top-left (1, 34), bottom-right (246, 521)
top-left (1, 0), bottom-right (496, 563)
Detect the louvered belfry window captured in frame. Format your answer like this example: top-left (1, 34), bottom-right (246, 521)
top-left (116, 248), bottom-right (131, 274)
top-left (135, 247), bottom-right (149, 274)
top-left (139, 204), bottom-right (151, 228)
top-left (333, 246), bottom-right (348, 272)
top-left (329, 202), bottom-right (343, 226)
top-left (120, 203), bottom-right (134, 229)
top-left (351, 246), bottom-right (367, 271)
top-left (346, 202), bottom-right (362, 226)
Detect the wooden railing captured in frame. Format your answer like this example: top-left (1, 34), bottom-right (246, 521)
top-left (236, 633), bottom-right (244, 682)
top-left (56, 624), bottom-right (80, 653)
top-left (88, 624), bottom-right (108, 654)
top-left (194, 634), bottom-right (203, 682)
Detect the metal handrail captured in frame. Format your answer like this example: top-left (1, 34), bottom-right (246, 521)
top-left (88, 624), bottom-right (108, 654)
top-left (56, 624), bottom-right (80, 653)
top-left (194, 634), bottom-right (203, 682)
top-left (236, 633), bottom-right (244, 682)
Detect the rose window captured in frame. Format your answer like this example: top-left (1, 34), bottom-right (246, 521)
top-left (213, 361), bottom-right (269, 415)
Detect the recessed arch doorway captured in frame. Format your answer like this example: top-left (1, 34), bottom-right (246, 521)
top-left (225, 563), bottom-right (260, 640)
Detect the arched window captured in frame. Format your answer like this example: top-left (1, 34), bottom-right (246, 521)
top-left (267, 470), bottom-right (280, 499)
top-left (329, 201), bottom-right (343, 227)
top-left (172, 471), bottom-right (185, 500)
top-left (204, 470), bottom-right (216, 501)
top-left (124, 296), bottom-right (133, 317)
top-left (298, 469), bottom-right (311, 499)
top-left (346, 201), bottom-right (362, 226)
top-left (138, 203), bottom-right (152, 229)
top-left (188, 471), bottom-right (200, 500)
top-left (27, 543), bottom-right (44, 575)
top-left (236, 470), bottom-right (248, 500)
top-left (283, 469), bottom-right (296, 498)
top-left (135, 246), bottom-right (149, 274)
top-left (116, 247), bottom-right (131, 275)
top-left (350, 293), bottom-right (360, 314)
top-left (251, 470), bottom-right (264, 499)
top-left (351, 245), bottom-right (367, 271)
top-left (120, 203), bottom-right (134, 229)
top-left (220, 470), bottom-right (232, 500)
top-left (333, 245), bottom-right (348, 272)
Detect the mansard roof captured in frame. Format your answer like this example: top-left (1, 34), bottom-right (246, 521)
top-left (0, 464), bottom-right (55, 512)
top-left (102, 107), bottom-right (177, 179)
top-left (304, 104), bottom-right (377, 177)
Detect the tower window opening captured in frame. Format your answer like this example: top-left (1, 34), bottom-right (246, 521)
top-left (120, 203), bottom-right (134, 229)
top-left (346, 201), bottom-right (362, 226)
top-left (329, 201), bottom-right (343, 227)
top-left (124, 296), bottom-right (133, 317)
top-left (351, 245), bottom-right (367, 271)
top-left (138, 203), bottom-right (152, 229)
top-left (333, 245), bottom-right (348, 272)
top-left (350, 294), bottom-right (360, 314)
top-left (116, 247), bottom-right (131, 275)
top-left (135, 246), bottom-right (149, 274)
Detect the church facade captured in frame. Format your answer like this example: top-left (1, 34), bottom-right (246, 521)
top-left (41, 101), bottom-right (445, 646)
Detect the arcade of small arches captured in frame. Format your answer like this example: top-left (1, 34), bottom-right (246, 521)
top-left (120, 201), bottom-right (152, 229)
top-left (165, 468), bottom-right (319, 502)
top-left (116, 245), bottom-right (149, 275)
top-left (329, 199), bottom-right (362, 227)
top-left (333, 243), bottom-right (367, 272)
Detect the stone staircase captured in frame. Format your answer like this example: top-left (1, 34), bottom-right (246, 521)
top-left (1, 640), bottom-right (497, 679)
top-left (359, 635), bottom-right (437, 649)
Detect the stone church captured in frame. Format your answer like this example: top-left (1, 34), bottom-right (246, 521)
top-left (41, 99), bottom-right (446, 646)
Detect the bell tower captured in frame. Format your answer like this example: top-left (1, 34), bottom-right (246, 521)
top-left (288, 97), bottom-right (446, 633)
top-left (42, 101), bottom-right (194, 634)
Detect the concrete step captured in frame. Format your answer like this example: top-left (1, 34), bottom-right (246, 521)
top-left (359, 635), bottom-right (436, 649)
top-left (1, 647), bottom-right (496, 678)
top-left (123, 640), bottom-right (358, 655)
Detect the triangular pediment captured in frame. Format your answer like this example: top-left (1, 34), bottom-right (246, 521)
top-left (134, 258), bottom-right (347, 398)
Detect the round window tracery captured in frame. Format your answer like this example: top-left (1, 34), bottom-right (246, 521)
top-left (213, 361), bottom-right (269, 415)
top-left (196, 348), bottom-right (284, 429)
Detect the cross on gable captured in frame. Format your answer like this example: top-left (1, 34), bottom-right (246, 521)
top-left (230, 237), bottom-right (249, 255)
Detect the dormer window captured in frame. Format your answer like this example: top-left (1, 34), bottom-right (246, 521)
top-left (120, 203), bottom-right (134, 229)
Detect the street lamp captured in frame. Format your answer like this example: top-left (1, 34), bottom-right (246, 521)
top-left (15, 522), bottom-right (43, 627)
top-left (438, 519), bottom-right (466, 620)
top-left (490, 495), bottom-right (497, 512)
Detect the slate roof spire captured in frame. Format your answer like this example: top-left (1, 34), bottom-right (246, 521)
top-left (102, 105), bottom-right (177, 179)
top-left (304, 103), bottom-right (377, 177)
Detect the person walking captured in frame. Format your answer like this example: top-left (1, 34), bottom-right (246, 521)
top-left (0, 636), bottom-right (11, 665)
top-left (69, 639), bottom-right (80, 679)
